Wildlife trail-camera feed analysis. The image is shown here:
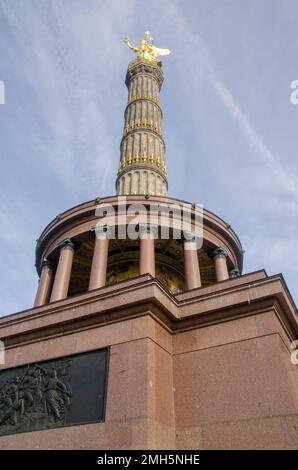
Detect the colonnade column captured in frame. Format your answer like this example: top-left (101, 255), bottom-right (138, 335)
top-left (212, 246), bottom-right (229, 282)
top-left (50, 239), bottom-right (75, 302)
top-left (89, 225), bottom-right (110, 291)
top-left (139, 224), bottom-right (157, 277)
top-left (183, 233), bottom-right (201, 290)
top-left (33, 258), bottom-right (55, 307)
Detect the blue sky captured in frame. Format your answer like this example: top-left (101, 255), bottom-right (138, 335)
top-left (0, 0), bottom-right (297, 315)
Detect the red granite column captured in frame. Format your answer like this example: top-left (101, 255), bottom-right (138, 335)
top-left (34, 259), bottom-right (55, 307)
top-left (50, 239), bottom-right (75, 302)
top-left (89, 226), bottom-right (110, 290)
top-left (139, 224), bottom-right (157, 277)
top-left (184, 234), bottom-right (201, 290)
top-left (212, 246), bottom-right (229, 281)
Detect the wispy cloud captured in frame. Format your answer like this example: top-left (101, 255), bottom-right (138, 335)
top-left (0, 0), bottom-right (137, 196)
top-left (155, 0), bottom-right (298, 201)
top-left (211, 77), bottom-right (298, 199)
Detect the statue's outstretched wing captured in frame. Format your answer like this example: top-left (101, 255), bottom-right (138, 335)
top-left (151, 46), bottom-right (171, 58)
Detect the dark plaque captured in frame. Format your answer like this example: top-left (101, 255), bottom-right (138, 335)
top-left (0, 348), bottom-right (108, 436)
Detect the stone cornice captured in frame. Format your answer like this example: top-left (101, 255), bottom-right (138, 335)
top-left (0, 272), bottom-right (297, 350)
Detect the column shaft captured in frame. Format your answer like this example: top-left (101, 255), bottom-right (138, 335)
top-left (212, 247), bottom-right (229, 282)
top-left (89, 234), bottom-right (109, 290)
top-left (50, 240), bottom-right (75, 302)
top-left (184, 240), bottom-right (201, 290)
top-left (139, 227), bottom-right (156, 277)
top-left (214, 257), bottom-right (229, 281)
top-left (116, 58), bottom-right (167, 196)
top-left (34, 261), bottom-right (54, 307)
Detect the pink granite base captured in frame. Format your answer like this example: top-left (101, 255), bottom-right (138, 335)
top-left (0, 273), bottom-right (297, 449)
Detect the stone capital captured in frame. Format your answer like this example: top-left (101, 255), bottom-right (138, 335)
top-left (92, 224), bottom-right (112, 239)
top-left (211, 246), bottom-right (228, 260)
top-left (126, 60), bottom-right (164, 89)
top-left (229, 268), bottom-right (240, 278)
top-left (58, 238), bottom-right (75, 252)
top-left (40, 258), bottom-right (55, 270)
top-left (182, 231), bottom-right (197, 243)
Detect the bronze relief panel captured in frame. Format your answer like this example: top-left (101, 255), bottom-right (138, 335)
top-left (0, 348), bottom-right (109, 436)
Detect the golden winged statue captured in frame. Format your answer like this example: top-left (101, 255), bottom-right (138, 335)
top-left (124, 31), bottom-right (171, 63)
